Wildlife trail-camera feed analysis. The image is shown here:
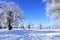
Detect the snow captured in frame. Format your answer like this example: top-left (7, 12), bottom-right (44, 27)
top-left (0, 29), bottom-right (60, 40)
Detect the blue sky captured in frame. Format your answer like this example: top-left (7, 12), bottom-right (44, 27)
top-left (0, 0), bottom-right (50, 27)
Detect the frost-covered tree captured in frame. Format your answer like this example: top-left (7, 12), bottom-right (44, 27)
top-left (43, 0), bottom-right (60, 29)
top-left (38, 23), bottom-right (42, 29)
top-left (0, 1), bottom-right (24, 30)
top-left (20, 23), bottom-right (24, 29)
top-left (27, 22), bottom-right (31, 29)
top-left (31, 24), bottom-right (34, 29)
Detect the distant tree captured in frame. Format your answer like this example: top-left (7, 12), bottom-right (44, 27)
top-left (27, 22), bottom-right (31, 29)
top-left (0, 21), bottom-right (2, 29)
top-left (38, 23), bottom-right (42, 29)
top-left (20, 23), bottom-right (24, 29)
top-left (31, 24), bottom-right (34, 29)
top-left (48, 26), bottom-right (50, 29)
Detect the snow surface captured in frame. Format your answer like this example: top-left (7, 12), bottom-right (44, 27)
top-left (0, 29), bottom-right (60, 40)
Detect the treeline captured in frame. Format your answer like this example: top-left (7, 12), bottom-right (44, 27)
top-left (19, 23), bottom-right (43, 29)
top-left (19, 23), bottom-right (58, 29)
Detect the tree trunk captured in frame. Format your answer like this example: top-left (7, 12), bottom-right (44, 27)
top-left (8, 23), bottom-right (12, 30)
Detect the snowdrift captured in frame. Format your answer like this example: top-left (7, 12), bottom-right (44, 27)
top-left (0, 29), bottom-right (60, 40)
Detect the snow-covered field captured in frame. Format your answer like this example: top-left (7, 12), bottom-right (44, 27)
top-left (0, 29), bottom-right (60, 40)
